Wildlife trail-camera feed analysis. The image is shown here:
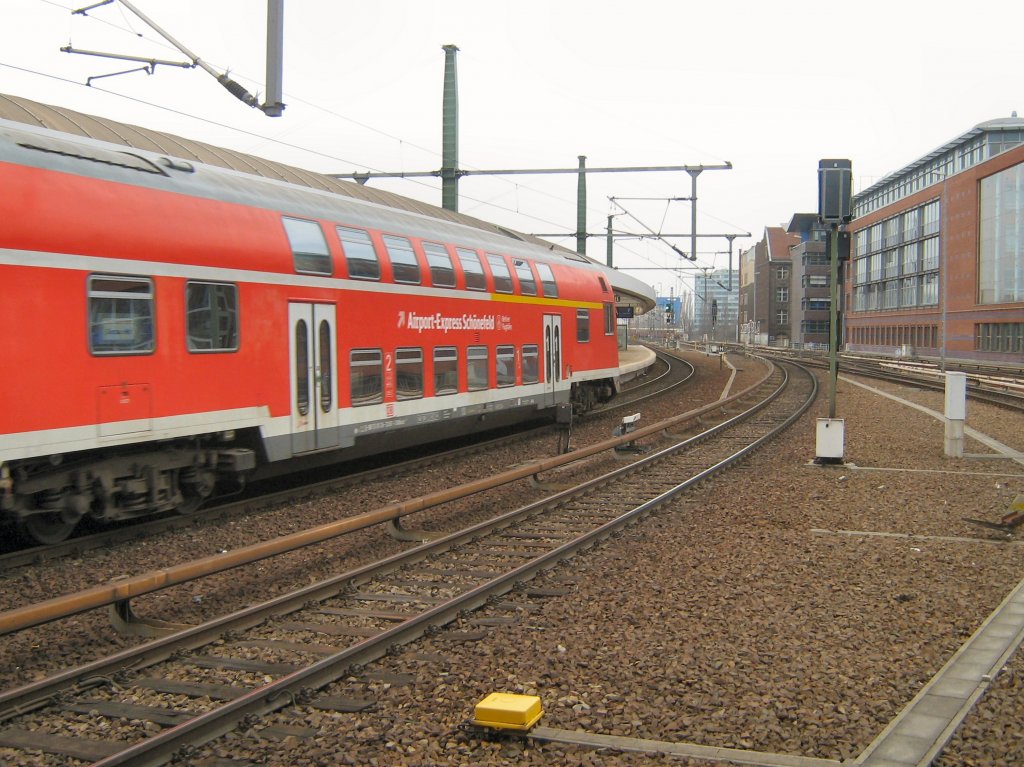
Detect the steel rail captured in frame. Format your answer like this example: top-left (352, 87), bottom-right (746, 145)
top-left (0, 423), bottom-right (554, 569)
top-left (594, 349), bottom-right (695, 414)
top-left (765, 352), bottom-right (1024, 412)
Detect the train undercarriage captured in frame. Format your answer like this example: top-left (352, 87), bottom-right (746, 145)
top-left (1, 441), bottom-right (255, 544)
top-left (3, 380), bottom-right (617, 545)
top-left (570, 378), bottom-right (618, 413)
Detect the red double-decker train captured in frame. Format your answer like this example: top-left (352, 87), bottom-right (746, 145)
top-left (0, 98), bottom-right (654, 543)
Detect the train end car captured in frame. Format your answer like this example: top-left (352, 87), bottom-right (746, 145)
top-left (0, 97), bottom-right (655, 544)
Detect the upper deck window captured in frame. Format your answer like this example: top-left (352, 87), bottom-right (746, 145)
top-left (457, 249), bottom-right (487, 291)
top-left (536, 263), bottom-right (558, 297)
top-left (513, 260), bottom-right (537, 296)
top-left (487, 254), bottom-right (513, 293)
top-left (337, 226), bottom-right (379, 280)
top-left (88, 275), bottom-right (154, 355)
top-left (383, 235), bottom-right (421, 284)
top-left (283, 217), bottom-right (332, 276)
top-left (423, 242), bottom-right (456, 287)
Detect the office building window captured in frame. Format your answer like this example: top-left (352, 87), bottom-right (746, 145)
top-left (979, 162), bottom-right (1024, 304)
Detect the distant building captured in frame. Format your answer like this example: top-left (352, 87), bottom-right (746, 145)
top-left (693, 268), bottom-right (739, 342)
top-left (634, 293), bottom-right (684, 344)
top-left (846, 115), bottom-right (1024, 363)
top-left (737, 227), bottom-right (800, 346)
top-left (656, 294), bottom-right (683, 328)
top-left (786, 214), bottom-right (832, 349)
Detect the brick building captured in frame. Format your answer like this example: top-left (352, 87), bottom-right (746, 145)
top-left (738, 227), bottom-right (800, 346)
top-left (846, 115), bottom-right (1024, 363)
top-left (785, 214), bottom-right (832, 349)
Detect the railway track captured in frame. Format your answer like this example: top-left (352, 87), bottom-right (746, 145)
top-left (755, 347), bottom-right (1024, 411)
top-left (0, 424), bottom-right (553, 571)
top-left (0, 355), bottom-right (808, 766)
top-left (593, 349), bottom-right (694, 414)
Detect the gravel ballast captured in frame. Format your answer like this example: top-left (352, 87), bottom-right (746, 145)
top-left (2, 352), bottom-right (1022, 766)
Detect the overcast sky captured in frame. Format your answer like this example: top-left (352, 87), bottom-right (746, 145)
top-left (2, 0), bottom-right (1021, 299)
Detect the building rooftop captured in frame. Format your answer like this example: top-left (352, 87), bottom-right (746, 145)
top-left (854, 113), bottom-right (1024, 216)
top-left (765, 226), bottom-right (800, 262)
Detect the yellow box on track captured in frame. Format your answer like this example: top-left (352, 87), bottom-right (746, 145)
top-left (472, 693), bottom-right (543, 730)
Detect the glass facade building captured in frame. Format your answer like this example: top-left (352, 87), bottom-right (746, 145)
top-left (846, 116), bottom-right (1024, 362)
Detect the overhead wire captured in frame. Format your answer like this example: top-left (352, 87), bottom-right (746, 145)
top-left (31, 1), bottom-right (589, 232)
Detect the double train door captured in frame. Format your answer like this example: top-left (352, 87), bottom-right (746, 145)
top-left (543, 314), bottom-right (564, 406)
top-left (289, 303), bottom-right (339, 454)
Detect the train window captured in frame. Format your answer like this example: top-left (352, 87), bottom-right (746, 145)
top-left (522, 345), bottom-right (539, 384)
top-left (396, 347), bottom-right (424, 400)
top-left (433, 347), bottom-right (459, 395)
top-left (319, 320), bottom-right (333, 412)
top-left (88, 275), bottom-right (155, 355)
top-left (496, 345), bottom-right (516, 387)
top-left (604, 303), bottom-right (615, 335)
top-left (337, 226), bottom-right (379, 280)
top-left (576, 308), bottom-right (591, 343)
top-left (536, 263), bottom-right (558, 298)
top-left (513, 260), bottom-right (537, 296)
top-left (186, 282), bottom-right (238, 352)
top-left (467, 346), bottom-right (489, 391)
top-left (487, 254), bottom-right (513, 293)
top-left (350, 349), bottom-right (383, 406)
top-left (457, 249), bottom-right (487, 291)
top-left (423, 242), bottom-right (456, 288)
top-left (283, 217), bottom-right (332, 276)
top-left (295, 320), bottom-right (310, 416)
top-left (598, 276), bottom-right (610, 294)
top-left (383, 235), bottom-right (421, 284)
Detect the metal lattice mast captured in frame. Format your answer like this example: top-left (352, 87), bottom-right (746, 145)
top-left (576, 156), bottom-right (587, 255)
top-left (441, 44), bottom-right (460, 212)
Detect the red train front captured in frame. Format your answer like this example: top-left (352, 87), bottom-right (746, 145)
top-left (0, 113), bottom-right (653, 543)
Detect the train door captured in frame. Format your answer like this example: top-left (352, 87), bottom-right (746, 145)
top-left (288, 303), bottom-right (340, 454)
top-left (542, 314), bottom-right (563, 406)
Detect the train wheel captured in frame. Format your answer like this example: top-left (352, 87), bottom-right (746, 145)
top-left (175, 467), bottom-right (214, 515)
top-left (175, 493), bottom-right (204, 515)
top-left (19, 512), bottom-right (77, 545)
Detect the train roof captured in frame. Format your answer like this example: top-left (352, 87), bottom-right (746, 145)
top-left (0, 93), bottom-right (655, 313)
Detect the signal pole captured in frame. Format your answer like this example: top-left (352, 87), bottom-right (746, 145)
top-left (816, 159), bottom-right (853, 464)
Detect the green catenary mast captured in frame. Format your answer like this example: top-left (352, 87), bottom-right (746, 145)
top-left (441, 44), bottom-right (460, 212)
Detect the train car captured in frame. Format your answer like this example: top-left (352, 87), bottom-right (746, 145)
top-left (0, 102), bottom-right (655, 543)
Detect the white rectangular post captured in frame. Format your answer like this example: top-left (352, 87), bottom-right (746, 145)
top-left (944, 372), bottom-right (967, 458)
